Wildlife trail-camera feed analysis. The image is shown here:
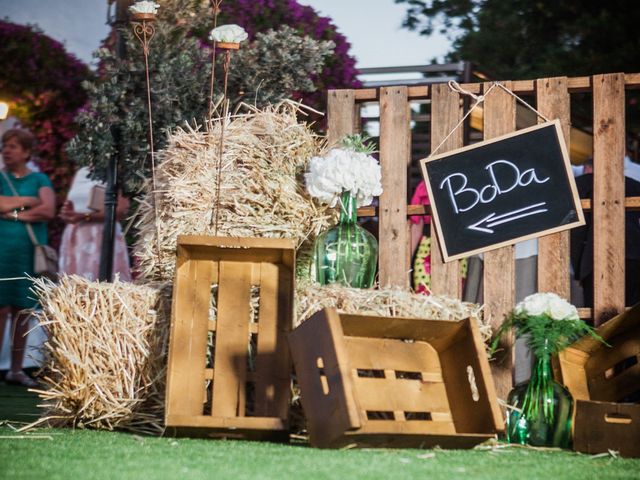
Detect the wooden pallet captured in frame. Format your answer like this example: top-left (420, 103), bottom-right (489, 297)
top-left (165, 235), bottom-right (295, 440)
top-left (289, 308), bottom-right (503, 448)
top-left (558, 303), bottom-right (640, 456)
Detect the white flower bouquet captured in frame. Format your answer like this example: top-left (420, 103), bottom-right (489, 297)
top-left (129, 1), bottom-right (160, 15)
top-left (305, 134), bottom-right (383, 208)
top-left (209, 24), bottom-right (249, 44)
top-left (491, 292), bottom-right (601, 357)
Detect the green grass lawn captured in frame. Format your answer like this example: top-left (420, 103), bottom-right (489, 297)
top-left (1, 383), bottom-right (639, 480)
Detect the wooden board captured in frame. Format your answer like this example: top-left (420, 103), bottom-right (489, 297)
top-left (288, 308), bottom-right (361, 448)
top-left (166, 245), bottom-right (213, 417)
top-left (482, 81), bottom-right (516, 402)
top-left (593, 73), bottom-right (626, 325)
top-left (327, 90), bottom-right (356, 147)
top-left (211, 260), bottom-right (252, 417)
top-left (379, 86), bottom-right (410, 287)
top-left (254, 262), bottom-right (293, 418)
top-left (430, 83), bottom-right (463, 297)
top-left (537, 76), bottom-right (571, 298)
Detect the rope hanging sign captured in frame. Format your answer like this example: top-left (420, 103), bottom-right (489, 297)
top-left (419, 81), bottom-right (584, 262)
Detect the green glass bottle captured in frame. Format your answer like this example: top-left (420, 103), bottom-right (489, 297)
top-left (506, 341), bottom-right (573, 448)
top-left (313, 191), bottom-right (378, 288)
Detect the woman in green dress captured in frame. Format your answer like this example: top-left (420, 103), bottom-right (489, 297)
top-left (0, 129), bottom-right (55, 387)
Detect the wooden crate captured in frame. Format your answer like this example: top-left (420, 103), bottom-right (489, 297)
top-left (558, 303), bottom-right (640, 456)
top-left (289, 308), bottom-right (504, 448)
top-left (165, 235), bottom-right (295, 440)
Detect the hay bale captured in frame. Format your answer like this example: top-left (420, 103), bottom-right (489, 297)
top-left (295, 280), bottom-right (491, 342)
top-left (28, 275), bottom-right (170, 435)
top-left (134, 101), bottom-right (334, 281)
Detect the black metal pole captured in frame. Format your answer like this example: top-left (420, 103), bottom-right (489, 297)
top-left (99, 0), bottom-right (130, 281)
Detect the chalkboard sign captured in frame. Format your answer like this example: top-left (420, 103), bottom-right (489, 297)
top-left (420, 120), bottom-right (585, 261)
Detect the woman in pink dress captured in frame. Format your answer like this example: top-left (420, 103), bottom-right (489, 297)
top-left (58, 167), bottom-right (131, 281)
top-left (410, 180), bottom-right (467, 294)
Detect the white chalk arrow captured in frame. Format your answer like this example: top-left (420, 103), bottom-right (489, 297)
top-left (467, 202), bottom-right (548, 234)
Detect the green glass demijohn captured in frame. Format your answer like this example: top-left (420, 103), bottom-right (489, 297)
top-left (506, 339), bottom-right (574, 448)
top-left (313, 191), bottom-right (378, 288)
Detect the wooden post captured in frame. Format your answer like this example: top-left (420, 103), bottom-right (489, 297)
top-left (429, 83), bottom-right (463, 297)
top-left (593, 73), bottom-right (626, 325)
top-left (536, 77), bottom-right (571, 299)
top-left (379, 86), bottom-right (411, 287)
top-left (483, 81), bottom-right (516, 401)
top-left (327, 90), bottom-right (356, 146)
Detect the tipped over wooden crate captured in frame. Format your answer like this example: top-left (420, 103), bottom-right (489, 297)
top-left (289, 308), bottom-right (503, 448)
top-left (165, 235), bottom-right (295, 440)
top-left (558, 303), bottom-right (640, 457)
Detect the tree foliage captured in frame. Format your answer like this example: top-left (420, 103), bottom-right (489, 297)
top-left (395, 0), bottom-right (640, 79)
top-left (66, 3), bottom-right (336, 195)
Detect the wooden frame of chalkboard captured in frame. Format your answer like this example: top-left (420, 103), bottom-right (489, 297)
top-left (420, 119), bottom-right (585, 262)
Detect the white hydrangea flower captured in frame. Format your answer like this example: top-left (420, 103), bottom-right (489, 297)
top-left (305, 148), bottom-right (383, 207)
top-left (209, 24), bottom-right (249, 43)
top-left (129, 1), bottom-right (160, 15)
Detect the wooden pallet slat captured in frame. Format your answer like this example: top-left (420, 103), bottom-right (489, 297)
top-left (482, 81), bottom-right (517, 401)
top-left (327, 90), bottom-right (356, 146)
top-left (379, 86), bottom-right (411, 288)
top-left (536, 76), bottom-right (571, 298)
top-left (593, 73), bottom-right (626, 325)
top-left (429, 83), bottom-right (463, 298)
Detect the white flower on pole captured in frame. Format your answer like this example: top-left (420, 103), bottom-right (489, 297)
top-left (209, 24), bottom-right (249, 43)
top-left (305, 148), bottom-right (383, 208)
top-left (129, 1), bottom-right (160, 15)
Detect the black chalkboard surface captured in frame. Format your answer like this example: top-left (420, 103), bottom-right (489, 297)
top-left (420, 120), bottom-right (585, 261)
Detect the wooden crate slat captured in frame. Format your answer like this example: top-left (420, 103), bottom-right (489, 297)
top-left (352, 419), bottom-right (456, 435)
top-left (255, 262), bottom-right (293, 418)
top-left (429, 83), bottom-right (463, 297)
top-left (166, 415), bottom-right (287, 430)
top-left (211, 260), bottom-right (253, 417)
top-left (536, 76), bottom-right (571, 298)
top-left (593, 73), bottom-right (626, 325)
top-left (588, 361), bottom-right (640, 402)
top-left (327, 89), bottom-right (356, 146)
top-left (288, 308), bottom-right (362, 447)
top-left (482, 81), bottom-right (517, 402)
top-left (379, 86), bottom-right (411, 287)
top-left (166, 250), bottom-right (214, 417)
top-left (584, 330), bottom-right (640, 375)
top-left (344, 336), bottom-right (441, 374)
top-left (352, 376), bottom-right (452, 416)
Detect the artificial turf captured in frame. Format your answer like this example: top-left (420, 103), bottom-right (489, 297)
top-left (1, 384), bottom-right (639, 480)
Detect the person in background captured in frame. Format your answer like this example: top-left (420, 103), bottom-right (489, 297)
top-left (409, 180), bottom-right (467, 294)
top-left (0, 129), bottom-right (55, 387)
top-left (570, 158), bottom-right (640, 310)
top-left (58, 166), bottom-right (131, 281)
